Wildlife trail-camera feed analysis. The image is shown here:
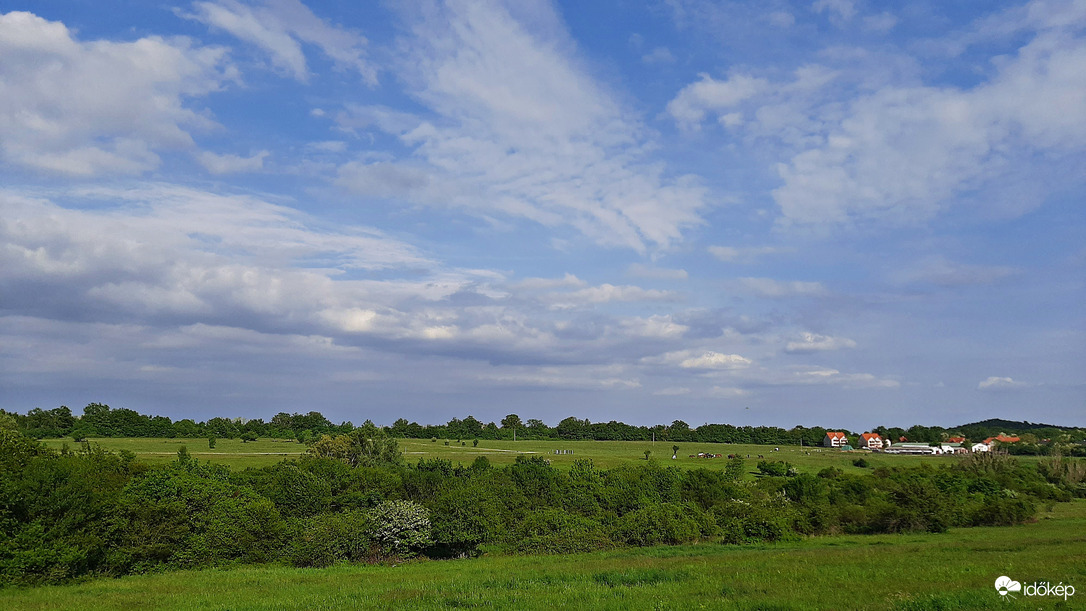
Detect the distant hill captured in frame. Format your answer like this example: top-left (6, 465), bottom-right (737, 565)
top-left (951, 418), bottom-right (1083, 436)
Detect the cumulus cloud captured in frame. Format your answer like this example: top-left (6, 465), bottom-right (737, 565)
top-left (678, 351), bottom-right (752, 369)
top-left (978, 376), bottom-right (1030, 390)
top-left (666, 72), bottom-right (767, 129)
top-left (336, 0), bottom-right (707, 251)
top-left (0, 11), bottom-right (233, 175)
top-left (188, 0), bottom-right (377, 84)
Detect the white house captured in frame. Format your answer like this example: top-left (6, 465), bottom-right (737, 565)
top-left (823, 431), bottom-right (849, 448)
top-left (859, 432), bottom-right (884, 450)
top-left (971, 442), bottom-right (990, 452)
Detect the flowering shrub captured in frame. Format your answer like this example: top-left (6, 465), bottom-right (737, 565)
top-left (367, 500), bottom-right (432, 558)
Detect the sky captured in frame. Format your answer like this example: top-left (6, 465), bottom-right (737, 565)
top-left (1, 0), bottom-right (1083, 430)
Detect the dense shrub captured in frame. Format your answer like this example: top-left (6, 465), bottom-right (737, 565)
top-left (288, 510), bottom-right (373, 567)
top-left (612, 503), bottom-right (705, 546)
top-left (511, 508), bottom-right (613, 554)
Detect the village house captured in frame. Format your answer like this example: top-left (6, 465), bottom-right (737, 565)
top-left (971, 442), bottom-right (990, 452)
top-left (823, 431), bottom-right (849, 448)
top-left (859, 432), bottom-right (884, 450)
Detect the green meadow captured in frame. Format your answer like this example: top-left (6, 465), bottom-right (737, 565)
top-left (4, 500), bottom-right (1083, 610)
top-left (40, 436), bottom-right (1021, 475)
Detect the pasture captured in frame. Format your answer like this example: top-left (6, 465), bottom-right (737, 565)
top-left (41, 436), bottom-right (1038, 476)
top-left (4, 500), bottom-right (1083, 610)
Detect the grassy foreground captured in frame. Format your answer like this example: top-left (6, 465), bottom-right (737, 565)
top-left (5, 501), bottom-right (1083, 610)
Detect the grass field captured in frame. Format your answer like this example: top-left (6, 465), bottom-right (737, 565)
top-left (3, 500), bottom-right (1083, 610)
top-left (40, 436), bottom-right (1030, 476)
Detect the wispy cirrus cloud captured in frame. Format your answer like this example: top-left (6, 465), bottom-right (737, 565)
top-left (187, 0), bottom-right (377, 84)
top-left (334, 0), bottom-right (707, 252)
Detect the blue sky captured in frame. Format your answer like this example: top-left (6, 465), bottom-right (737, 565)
top-left (1, 0), bottom-right (1083, 429)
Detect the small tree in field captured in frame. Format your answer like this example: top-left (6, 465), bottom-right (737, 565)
top-left (473, 438), bottom-right (479, 447)
top-left (644, 450), bottom-right (652, 461)
top-left (208, 437), bottom-right (217, 449)
top-left (672, 445), bottom-right (679, 459)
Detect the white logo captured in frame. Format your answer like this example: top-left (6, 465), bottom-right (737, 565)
top-left (995, 576), bottom-right (1021, 598)
top-left (995, 576), bottom-right (1075, 601)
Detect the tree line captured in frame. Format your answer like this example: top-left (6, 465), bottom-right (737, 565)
top-left (2, 419), bottom-right (1083, 587)
top-left (4, 404), bottom-right (1084, 454)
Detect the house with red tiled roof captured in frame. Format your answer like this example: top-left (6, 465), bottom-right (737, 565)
top-left (946, 436), bottom-right (966, 443)
top-left (823, 431), bottom-right (849, 448)
top-left (859, 432), bottom-right (884, 449)
top-left (983, 434), bottom-right (1020, 446)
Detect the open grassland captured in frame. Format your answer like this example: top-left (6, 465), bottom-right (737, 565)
top-left (41, 436), bottom-right (1040, 475)
top-left (40, 437), bottom-right (306, 469)
top-left (4, 500), bottom-right (1083, 610)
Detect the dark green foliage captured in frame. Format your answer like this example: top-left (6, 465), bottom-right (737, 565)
top-left (288, 510), bottom-right (373, 568)
top-left (852, 458), bottom-right (868, 468)
top-left (510, 508), bottom-right (612, 554)
top-left (2, 420), bottom-right (1080, 588)
top-left (612, 503), bottom-right (706, 546)
top-left (757, 460), bottom-right (793, 477)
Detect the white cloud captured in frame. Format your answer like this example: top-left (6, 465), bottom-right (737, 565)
top-left (478, 366), bottom-right (640, 390)
top-left (189, 0), bottom-right (376, 84)
top-left (739, 277), bottom-right (826, 298)
top-left (707, 385), bottom-right (749, 397)
top-left (665, 2), bottom-right (1086, 229)
top-left (773, 24), bottom-right (1086, 227)
top-left (0, 11), bottom-right (232, 175)
top-left (666, 72), bottom-right (767, 129)
top-left (789, 367), bottom-right (899, 388)
top-left (978, 376), bottom-right (1030, 390)
top-left (785, 332), bottom-right (857, 353)
top-left (709, 245), bottom-right (789, 263)
top-left (812, 0), bottom-right (856, 22)
top-left (642, 46), bottom-right (676, 65)
top-left (548, 284), bottom-right (676, 309)
top-left (678, 351), bottom-right (752, 369)
top-left (197, 150), bottom-right (269, 174)
top-left (336, 0), bottom-right (707, 251)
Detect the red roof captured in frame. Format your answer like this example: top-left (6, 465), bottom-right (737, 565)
top-left (826, 431), bottom-right (847, 439)
top-left (899, 436), bottom-right (908, 442)
top-left (861, 432), bottom-right (882, 441)
top-left (946, 436), bottom-right (965, 443)
top-left (983, 435), bottom-right (1020, 444)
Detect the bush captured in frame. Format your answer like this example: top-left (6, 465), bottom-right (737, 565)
top-left (757, 460), bottom-right (792, 477)
top-left (367, 500), bottom-right (432, 558)
top-left (288, 510), bottom-right (373, 567)
top-left (612, 503), bottom-right (704, 546)
top-left (852, 458), bottom-right (868, 468)
top-left (511, 508), bottom-right (613, 554)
